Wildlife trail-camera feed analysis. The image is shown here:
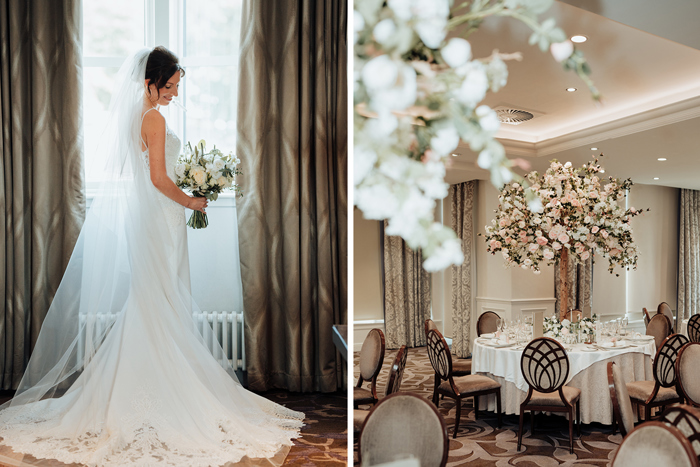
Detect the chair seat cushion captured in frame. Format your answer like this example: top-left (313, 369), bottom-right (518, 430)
top-left (527, 386), bottom-right (581, 407)
top-left (438, 374), bottom-right (499, 395)
top-left (353, 409), bottom-right (369, 431)
top-left (452, 358), bottom-right (472, 375)
top-left (354, 387), bottom-right (376, 404)
top-left (626, 380), bottom-right (679, 403)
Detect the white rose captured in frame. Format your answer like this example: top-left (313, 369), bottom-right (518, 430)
top-left (192, 167), bottom-right (206, 186)
top-left (175, 163), bottom-right (186, 179)
top-left (216, 176), bottom-right (227, 187)
top-left (441, 38), bottom-right (471, 68)
top-left (213, 157), bottom-right (225, 171)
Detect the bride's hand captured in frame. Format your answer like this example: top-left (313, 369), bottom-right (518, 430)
top-left (188, 197), bottom-right (208, 213)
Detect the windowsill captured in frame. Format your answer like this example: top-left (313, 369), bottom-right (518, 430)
top-left (85, 189), bottom-right (239, 207)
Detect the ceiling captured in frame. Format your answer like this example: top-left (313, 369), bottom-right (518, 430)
top-left (447, 0), bottom-right (700, 190)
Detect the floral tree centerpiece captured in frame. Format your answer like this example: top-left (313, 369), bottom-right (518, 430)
top-left (544, 314), bottom-right (596, 343)
top-left (484, 157), bottom-right (646, 320)
top-left (354, 0), bottom-right (599, 271)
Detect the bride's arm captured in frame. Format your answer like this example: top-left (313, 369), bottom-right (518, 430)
top-left (142, 111), bottom-right (207, 212)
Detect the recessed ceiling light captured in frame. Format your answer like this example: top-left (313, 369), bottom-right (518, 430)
top-left (654, 177), bottom-right (660, 180)
top-left (657, 157), bottom-right (667, 161)
top-left (451, 153), bottom-right (459, 157)
top-left (591, 147), bottom-right (598, 151)
top-left (571, 35), bottom-right (588, 43)
top-left (566, 87), bottom-right (577, 92)
top-left (600, 169), bottom-right (605, 173)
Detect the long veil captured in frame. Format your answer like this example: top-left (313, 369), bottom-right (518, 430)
top-left (0, 48), bottom-right (302, 467)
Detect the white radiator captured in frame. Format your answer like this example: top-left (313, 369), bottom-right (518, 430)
top-left (192, 311), bottom-right (246, 371)
top-left (77, 311), bottom-right (246, 371)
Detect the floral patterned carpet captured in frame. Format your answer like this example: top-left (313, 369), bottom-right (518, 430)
top-left (354, 347), bottom-right (623, 466)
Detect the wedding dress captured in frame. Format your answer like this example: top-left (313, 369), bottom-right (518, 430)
top-left (0, 49), bottom-right (304, 467)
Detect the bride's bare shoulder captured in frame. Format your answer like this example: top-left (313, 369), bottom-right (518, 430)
top-left (141, 109), bottom-right (165, 133)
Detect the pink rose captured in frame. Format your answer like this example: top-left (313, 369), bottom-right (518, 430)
top-left (552, 241), bottom-right (562, 250)
top-left (548, 230), bottom-right (558, 240)
top-left (499, 219), bottom-right (507, 227)
top-left (591, 226), bottom-right (599, 234)
top-left (581, 251), bottom-right (590, 260)
top-left (601, 230), bottom-right (608, 239)
top-left (536, 236), bottom-right (548, 246)
top-left (528, 243), bottom-right (539, 253)
top-left (558, 233), bottom-right (570, 244)
top-left (543, 249), bottom-right (554, 260)
top-left (610, 248), bottom-right (620, 257)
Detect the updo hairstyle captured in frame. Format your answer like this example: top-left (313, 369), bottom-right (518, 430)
top-left (145, 46), bottom-right (184, 99)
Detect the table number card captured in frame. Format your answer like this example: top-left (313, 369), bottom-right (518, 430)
top-left (533, 311), bottom-right (544, 339)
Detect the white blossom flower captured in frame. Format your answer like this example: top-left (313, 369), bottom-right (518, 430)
top-left (550, 40), bottom-right (574, 62)
top-left (441, 38), bottom-right (472, 68)
top-left (354, 146), bottom-right (378, 186)
top-left (373, 19), bottom-right (396, 45)
top-left (476, 105), bottom-right (500, 133)
top-left (423, 237), bottom-right (464, 271)
top-left (454, 61), bottom-right (489, 107)
top-left (430, 126), bottom-right (460, 156)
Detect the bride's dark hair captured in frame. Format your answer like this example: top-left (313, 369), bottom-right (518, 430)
top-left (145, 46), bottom-right (184, 98)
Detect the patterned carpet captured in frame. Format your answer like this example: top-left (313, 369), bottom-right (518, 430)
top-left (354, 347), bottom-right (622, 466)
top-left (0, 389), bottom-right (347, 467)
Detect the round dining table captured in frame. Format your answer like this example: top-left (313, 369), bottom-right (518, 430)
top-left (472, 337), bottom-right (656, 425)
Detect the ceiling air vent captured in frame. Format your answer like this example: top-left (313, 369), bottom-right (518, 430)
top-left (495, 108), bottom-right (534, 125)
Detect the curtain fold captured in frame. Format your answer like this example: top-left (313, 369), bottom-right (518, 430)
top-left (0, 0), bottom-right (84, 390)
top-left (450, 180), bottom-right (475, 358)
top-left (236, 0), bottom-right (347, 392)
top-left (678, 189), bottom-right (700, 319)
top-left (382, 221), bottom-right (431, 349)
top-left (555, 255), bottom-right (593, 317)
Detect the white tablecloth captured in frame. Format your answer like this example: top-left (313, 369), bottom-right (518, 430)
top-left (472, 339), bottom-right (655, 424)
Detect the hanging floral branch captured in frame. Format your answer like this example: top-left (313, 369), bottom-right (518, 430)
top-left (354, 0), bottom-right (600, 272)
top-left (483, 157), bottom-right (647, 275)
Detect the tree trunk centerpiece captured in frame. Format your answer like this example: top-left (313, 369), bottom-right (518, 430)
top-left (483, 157), bottom-right (645, 324)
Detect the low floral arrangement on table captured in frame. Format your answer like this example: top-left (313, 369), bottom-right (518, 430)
top-left (544, 314), bottom-right (597, 342)
top-left (175, 140), bottom-right (242, 229)
top-left (354, 0), bottom-right (599, 271)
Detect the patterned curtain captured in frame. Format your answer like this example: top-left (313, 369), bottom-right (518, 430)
top-left (450, 180), bottom-right (475, 358)
top-left (555, 255), bottom-right (593, 317)
top-left (678, 189), bottom-right (700, 319)
top-left (236, 0), bottom-right (347, 392)
top-left (382, 221), bottom-right (431, 349)
top-left (0, 0), bottom-right (84, 390)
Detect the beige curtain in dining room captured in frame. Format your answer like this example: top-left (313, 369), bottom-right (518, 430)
top-left (236, 0), bottom-right (347, 393)
top-left (450, 180), bottom-right (476, 358)
top-left (678, 189), bottom-right (700, 319)
top-left (555, 255), bottom-right (593, 317)
top-left (0, 0), bottom-right (84, 390)
top-left (382, 221), bottom-right (431, 349)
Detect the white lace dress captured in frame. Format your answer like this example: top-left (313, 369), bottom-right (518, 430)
top-left (0, 119), bottom-right (304, 467)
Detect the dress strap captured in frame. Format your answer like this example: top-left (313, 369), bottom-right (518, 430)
top-left (140, 107), bottom-right (158, 149)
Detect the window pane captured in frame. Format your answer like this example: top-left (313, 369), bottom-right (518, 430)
top-left (84, 0), bottom-right (145, 56)
top-left (183, 66), bottom-right (238, 153)
top-left (184, 0), bottom-right (242, 57)
top-left (83, 67), bottom-right (121, 182)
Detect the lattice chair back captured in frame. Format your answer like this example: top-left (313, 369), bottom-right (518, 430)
top-left (688, 314), bottom-right (700, 343)
top-left (477, 311), bottom-right (499, 336)
top-left (359, 392), bottom-right (449, 467)
top-left (426, 329), bottom-right (452, 382)
top-left (612, 422), bottom-right (700, 467)
top-left (424, 318), bottom-right (438, 338)
top-left (677, 342), bottom-right (700, 406)
top-left (359, 328), bottom-right (385, 383)
top-left (385, 346), bottom-right (408, 396)
top-left (661, 404), bottom-right (700, 458)
top-left (647, 313), bottom-right (671, 350)
top-left (659, 302), bottom-right (675, 331)
top-left (654, 333), bottom-right (689, 388)
top-left (520, 337), bottom-right (570, 393)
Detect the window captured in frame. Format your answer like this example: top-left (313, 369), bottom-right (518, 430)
top-left (82, 0), bottom-right (243, 188)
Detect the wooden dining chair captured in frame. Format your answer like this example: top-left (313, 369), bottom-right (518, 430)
top-left (353, 345), bottom-right (409, 433)
top-left (661, 404), bottom-right (700, 459)
top-left (643, 307), bottom-right (653, 327)
top-left (426, 329), bottom-right (501, 438)
top-left (659, 302), bottom-right (675, 333)
top-left (354, 328), bottom-right (386, 409)
top-left (612, 421), bottom-right (700, 467)
top-left (424, 319), bottom-right (471, 376)
top-left (477, 311), bottom-right (500, 337)
top-left (627, 333), bottom-right (688, 421)
top-left (608, 361), bottom-right (636, 436)
top-left (359, 392), bottom-right (449, 467)
top-left (687, 314), bottom-right (700, 343)
top-left (647, 313), bottom-right (671, 350)
top-left (676, 342), bottom-right (700, 407)
top-left (518, 337), bottom-right (580, 454)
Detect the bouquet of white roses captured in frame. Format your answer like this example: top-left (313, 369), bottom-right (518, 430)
top-left (175, 139), bottom-right (242, 229)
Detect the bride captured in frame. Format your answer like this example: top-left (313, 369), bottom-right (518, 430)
top-left (0, 47), bottom-right (304, 467)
